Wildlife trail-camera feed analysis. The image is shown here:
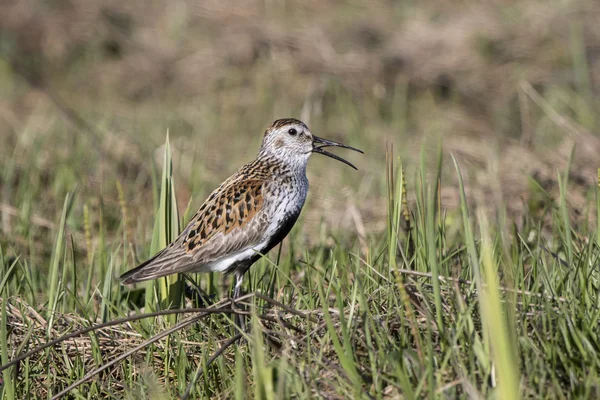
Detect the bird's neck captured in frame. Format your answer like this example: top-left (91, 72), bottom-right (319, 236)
top-left (255, 151), bottom-right (307, 178)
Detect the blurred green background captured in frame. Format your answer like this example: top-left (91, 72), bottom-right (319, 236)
top-left (1, 0), bottom-right (600, 284)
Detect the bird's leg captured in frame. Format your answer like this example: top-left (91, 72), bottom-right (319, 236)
top-left (233, 272), bottom-right (243, 300)
top-left (232, 272), bottom-right (246, 331)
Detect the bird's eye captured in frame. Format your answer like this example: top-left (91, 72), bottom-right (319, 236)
top-left (288, 128), bottom-right (297, 136)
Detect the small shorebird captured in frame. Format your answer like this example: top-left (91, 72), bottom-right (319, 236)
top-left (120, 118), bottom-right (362, 300)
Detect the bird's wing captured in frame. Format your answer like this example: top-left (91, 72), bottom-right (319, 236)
top-left (120, 178), bottom-right (271, 283)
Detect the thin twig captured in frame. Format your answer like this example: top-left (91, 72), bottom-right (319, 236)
top-left (0, 293), bottom-right (255, 374)
top-left (51, 311), bottom-right (214, 399)
top-left (1, 307), bottom-right (233, 374)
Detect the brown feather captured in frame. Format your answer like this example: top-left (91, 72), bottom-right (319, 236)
top-left (121, 160), bottom-right (275, 283)
top-left (183, 179), bottom-right (265, 251)
top-left (268, 118), bottom-right (307, 131)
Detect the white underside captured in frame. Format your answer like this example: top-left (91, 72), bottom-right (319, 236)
top-left (190, 176), bottom-right (307, 274)
top-left (193, 239), bottom-right (270, 273)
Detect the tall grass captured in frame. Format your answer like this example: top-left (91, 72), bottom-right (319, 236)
top-left (146, 133), bottom-right (183, 313)
top-left (1, 137), bottom-right (599, 398)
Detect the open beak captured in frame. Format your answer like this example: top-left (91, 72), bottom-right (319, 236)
top-left (312, 135), bottom-right (364, 170)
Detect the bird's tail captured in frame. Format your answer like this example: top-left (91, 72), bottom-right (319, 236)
top-left (120, 246), bottom-right (191, 284)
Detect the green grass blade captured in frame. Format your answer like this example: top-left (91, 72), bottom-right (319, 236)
top-left (479, 214), bottom-right (520, 399)
top-left (47, 192), bottom-right (75, 332)
top-left (451, 155), bottom-right (481, 284)
top-left (146, 132), bottom-right (182, 312)
top-left (318, 284), bottom-right (361, 392)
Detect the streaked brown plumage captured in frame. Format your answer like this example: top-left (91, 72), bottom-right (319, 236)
top-left (120, 118), bottom-right (362, 298)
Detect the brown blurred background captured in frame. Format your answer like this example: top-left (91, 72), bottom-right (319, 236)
top-left (2, 0), bottom-right (600, 260)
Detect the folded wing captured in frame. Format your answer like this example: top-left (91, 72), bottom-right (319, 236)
top-left (120, 178), bottom-right (270, 284)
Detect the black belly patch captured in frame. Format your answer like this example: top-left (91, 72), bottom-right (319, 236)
top-left (224, 210), bottom-right (302, 276)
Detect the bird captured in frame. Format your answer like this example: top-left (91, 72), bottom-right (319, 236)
top-left (120, 118), bottom-right (363, 302)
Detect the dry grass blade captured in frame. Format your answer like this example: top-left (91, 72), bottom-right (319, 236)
top-left (51, 311), bottom-right (215, 399)
top-left (400, 162), bottom-right (415, 262)
top-left (0, 293), bottom-right (255, 374)
top-left (46, 290), bottom-right (311, 399)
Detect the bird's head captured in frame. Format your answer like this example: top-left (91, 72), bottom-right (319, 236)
top-left (259, 118), bottom-right (363, 170)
